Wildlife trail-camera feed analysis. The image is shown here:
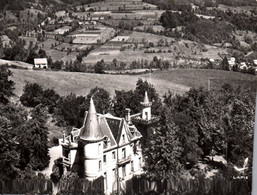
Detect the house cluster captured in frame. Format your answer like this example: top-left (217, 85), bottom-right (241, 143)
top-left (60, 91), bottom-right (155, 194)
top-left (228, 57), bottom-right (257, 72)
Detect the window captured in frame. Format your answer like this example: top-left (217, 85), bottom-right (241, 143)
top-left (122, 134), bottom-right (125, 142)
top-left (122, 165), bottom-right (126, 177)
top-left (99, 160), bottom-right (102, 171)
top-left (98, 143), bottom-right (101, 154)
top-left (103, 155), bottom-right (106, 163)
top-left (63, 149), bottom-right (69, 158)
top-left (145, 112), bottom-right (148, 120)
top-left (122, 148), bottom-right (126, 158)
top-left (131, 161), bottom-right (134, 172)
top-left (139, 157), bottom-right (142, 167)
top-left (112, 151), bottom-right (116, 160)
top-left (112, 168), bottom-right (116, 179)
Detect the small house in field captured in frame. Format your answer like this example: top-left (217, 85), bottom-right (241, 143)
top-left (34, 58), bottom-right (48, 69)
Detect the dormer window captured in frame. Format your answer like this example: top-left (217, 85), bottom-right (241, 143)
top-left (103, 136), bottom-right (108, 147)
top-left (122, 148), bottom-right (126, 158)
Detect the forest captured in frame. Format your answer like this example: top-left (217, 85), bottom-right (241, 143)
top-left (160, 9), bottom-right (257, 45)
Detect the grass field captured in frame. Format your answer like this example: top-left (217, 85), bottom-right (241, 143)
top-left (10, 68), bottom-right (190, 98)
top-left (10, 69), bottom-right (256, 100)
top-left (151, 69), bottom-right (257, 92)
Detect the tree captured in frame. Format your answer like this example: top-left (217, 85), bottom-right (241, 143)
top-left (41, 89), bottom-right (60, 113)
top-left (144, 115), bottom-right (182, 179)
top-left (26, 49), bottom-right (39, 65)
top-left (113, 79), bottom-right (162, 117)
top-left (163, 88), bottom-right (217, 167)
top-left (94, 60), bottom-right (105, 74)
top-left (38, 49), bottom-right (47, 58)
top-left (0, 66), bottom-right (14, 104)
top-left (219, 86), bottom-right (255, 164)
top-left (0, 103), bottom-right (31, 179)
top-left (0, 116), bottom-right (20, 179)
top-left (50, 60), bottom-right (63, 70)
top-left (20, 83), bottom-right (44, 107)
top-left (113, 90), bottom-right (135, 117)
top-left (19, 107), bottom-right (50, 171)
top-left (55, 93), bottom-right (86, 127)
top-left (220, 56), bottom-right (230, 70)
top-left (85, 87), bottom-right (112, 114)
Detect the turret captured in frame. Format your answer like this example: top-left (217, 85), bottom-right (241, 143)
top-left (79, 98), bottom-right (104, 179)
top-left (140, 91), bottom-right (152, 121)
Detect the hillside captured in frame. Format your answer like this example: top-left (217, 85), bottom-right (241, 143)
top-left (0, 0), bottom-right (104, 10)
top-left (10, 69), bottom-right (190, 98)
top-left (10, 69), bottom-right (256, 99)
top-left (151, 69), bottom-right (257, 92)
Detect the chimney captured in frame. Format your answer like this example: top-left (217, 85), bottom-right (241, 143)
top-left (125, 108), bottom-right (131, 124)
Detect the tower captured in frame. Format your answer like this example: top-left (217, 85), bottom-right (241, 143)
top-left (140, 91), bottom-right (152, 121)
top-left (78, 98), bottom-right (104, 180)
top-left (131, 91), bottom-right (159, 146)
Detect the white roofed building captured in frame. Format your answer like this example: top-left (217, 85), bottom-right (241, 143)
top-left (34, 58), bottom-right (48, 69)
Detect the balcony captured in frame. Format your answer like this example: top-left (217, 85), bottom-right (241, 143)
top-left (118, 155), bottom-right (131, 165)
top-left (63, 157), bottom-right (71, 166)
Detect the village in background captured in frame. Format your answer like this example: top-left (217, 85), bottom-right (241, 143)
top-left (0, 0), bottom-right (257, 194)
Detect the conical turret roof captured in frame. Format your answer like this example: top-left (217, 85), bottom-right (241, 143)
top-left (143, 91), bottom-right (149, 104)
top-left (80, 98), bottom-right (104, 142)
top-left (141, 91), bottom-right (152, 107)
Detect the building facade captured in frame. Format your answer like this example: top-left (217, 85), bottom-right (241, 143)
top-left (61, 97), bottom-right (145, 194)
top-left (34, 58), bottom-right (48, 69)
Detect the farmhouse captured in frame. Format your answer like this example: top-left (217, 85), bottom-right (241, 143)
top-left (111, 36), bottom-right (130, 42)
top-left (54, 26), bottom-right (71, 35)
top-left (61, 93), bottom-right (153, 194)
top-left (34, 58), bottom-right (48, 69)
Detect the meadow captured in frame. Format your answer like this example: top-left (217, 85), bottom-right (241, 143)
top-left (10, 68), bottom-right (256, 100)
top-left (151, 69), bottom-right (257, 92)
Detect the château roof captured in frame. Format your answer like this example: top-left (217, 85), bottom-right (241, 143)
top-left (68, 100), bottom-right (142, 147)
top-left (80, 98), bottom-right (104, 142)
top-left (105, 114), bottom-right (142, 143)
